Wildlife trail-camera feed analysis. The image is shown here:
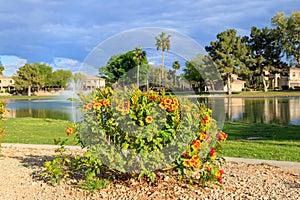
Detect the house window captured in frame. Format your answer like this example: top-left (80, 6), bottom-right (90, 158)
top-left (293, 72), bottom-right (296, 77)
top-left (0, 80), bottom-right (1, 83)
top-left (9, 80), bottom-right (13, 83)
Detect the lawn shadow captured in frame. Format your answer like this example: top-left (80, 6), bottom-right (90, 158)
top-left (12, 154), bottom-right (56, 183)
top-left (12, 153), bottom-right (158, 187)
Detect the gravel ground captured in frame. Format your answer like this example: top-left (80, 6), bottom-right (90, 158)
top-left (0, 146), bottom-right (299, 200)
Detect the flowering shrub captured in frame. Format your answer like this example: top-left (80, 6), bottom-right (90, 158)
top-left (44, 87), bottom-right (228, 187)
top-left (0, 100), bottom-right (8, 156)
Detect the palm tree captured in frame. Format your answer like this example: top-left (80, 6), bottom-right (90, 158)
top-left (133, 46), bottom-right (146, 88)
top-left (155, 32), bottom-right (171, 87)
top-left (172, 61), bottom-right (180, 86)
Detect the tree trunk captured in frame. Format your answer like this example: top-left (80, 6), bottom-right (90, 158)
top-left (146, 79), bottom-right (149, 91)
top-left (161, 50), bottom-right (164, 86)
top-left (261, 73), bottom-right (268, 92)
top-left (227, 74), bottom-right (232, 95)
top-left (137, 64), bottom-right (140, 88)
top-left (28, 85), bottom-right (31, 96)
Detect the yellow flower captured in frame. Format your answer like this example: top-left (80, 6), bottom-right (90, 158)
top-left (182, 159), bottom-right (192, 167)
top-left (66, 127), bottom-right (75, 136)
top-left (191, 139), bottom-right (201, 151)
top-left (145, 116), bottom-right (153, 123)
top-left (93, 102), bottom-right (102, 110)
top-left (190, 155), bottom-right (201, 170)
top-left (199, 132), bottom-right (207, 141)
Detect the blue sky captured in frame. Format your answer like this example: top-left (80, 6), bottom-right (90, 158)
top-left (0, 0), bottom-right (298, 76)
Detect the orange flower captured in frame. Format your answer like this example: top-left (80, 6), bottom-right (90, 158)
top-left (182, 151), bottom-right (190, 158)
top-left (199, 133), bottom-right (207, 141)
top-left (159, 102), bottom-right (167, 109)
top-left (172, 98), bottom-right (178, 105)
top-left (102, 99), bottom-right (111, 107)
top-left (217, 131), bottom-right (228, 142)
top-left (66, 127), bottom-right (75, 136)
top-left (171, 104), bottom-right (179, 111)
top-left (204, 164), bottom-right (211, 172)
top-left (164, 98), bottom-right (172, 105)
top-left (215, 169), bottom-right (224, 184)
top-left (202, 116), bottom-right (210, 124)
top-left (145, 116), bottom-right (153, 123)
top-left (1, 108), bottom-right (8, 115)
top-left (191, 139), bottom-right (201, 151)
top-left (182, 159), bottom-right (192, 168)
top-left (190, 155), bottom-right (201, 170)
top-left (93, 102), bottom-right (102, 110)
top-left (209, 148), bottom-right (217, 160)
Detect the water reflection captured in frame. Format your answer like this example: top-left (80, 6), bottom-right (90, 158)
top-left (4, 97), bottom-right (300, 125)
top-left (5, 99), bottom-right (79, 121)
top-left (218, 97), bottom-right (300, 125)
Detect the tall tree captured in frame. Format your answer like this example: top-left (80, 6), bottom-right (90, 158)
top-left (172, 61), bottom-right (181, 86)
top-left (246, 26), bottom-right (287, 92)
top-left (33, 62), bottom-right (53, 90)
top-left (272, 11), bottom-right (300, 67)
top-left (12, 63), bottom-right (43, 96)
top-left (183, 60), bottom-right (205, 92)
top-left (52, 69), bottom-right (72, 88)
top-left (100, 49), bottom-right (148, 86)
top-left (155, 32), bottom-right (171, 86)
top-left (133, 46), bottom-right (147, 88)
top-left (205, 29), bottom-right (249, 94)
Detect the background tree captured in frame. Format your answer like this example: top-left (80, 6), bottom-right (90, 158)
top-left (183, 60), bottom-right (204, 92)
top-left (147, 64), bottom-right (161, 88)
top-left (245, 26), bottom-right (287, 92)
top-left (100, 49), bottom-right (148, 86)
top-left (205, 29), bottom-right (249, 94)
top-left (33, 62), bottom-right (53, 90)
top-left (0, 66), bottom-right (4, 76)
top-left (272, 11), bottom-right (300, 67)
top-left (52, 69), bottom-right (73, 88)
top-left (12, 63), bottom-right (43, 96)
top-left (133, 46), bottom-right (147, 88)
top-left (155, 32), bottom-right (171, 86)
top-left (172, 61), bottom-right (180, 86)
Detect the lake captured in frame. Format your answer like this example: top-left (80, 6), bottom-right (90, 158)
top-left (4, 97), bottom-right (300, 125)
top-left (5, 99), bottom-right (78, 121)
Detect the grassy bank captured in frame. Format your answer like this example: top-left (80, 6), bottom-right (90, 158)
top-left (1, 117), bottom-right (75, 145)
top-left (222, 122), bottom-right (300, 162)
top-left (1, 117), bottom-right (299, 162)
top-left (169, 90), bottom-right (300, 97)
top-left (229, 90), bottom-right (300, 97)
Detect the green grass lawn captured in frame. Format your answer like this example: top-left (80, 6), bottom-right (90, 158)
top-left (230, 90), bottom-right (300, 97)
top-left (222, 122), bottom-right (300, 162)
top-left (0, 95), bottom-right (57, 100)
top-left (1, 117), bottom-right (76, 145)
top-left (1, 117), bottom-right (299, 162)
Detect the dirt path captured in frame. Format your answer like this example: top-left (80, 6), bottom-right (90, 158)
top-left (0, 146), bottom-right (299, 200)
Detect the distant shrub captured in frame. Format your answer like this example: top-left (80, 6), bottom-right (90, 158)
top-left (0, 101), bottom-right (8, 156)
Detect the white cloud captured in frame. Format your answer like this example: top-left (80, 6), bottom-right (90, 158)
top-left (51, 57), bottom-right (81, 72)
top-left (0, 55), bottom-right (27, 76)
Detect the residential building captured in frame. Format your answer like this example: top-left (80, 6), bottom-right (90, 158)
top-left (288, 67), bottom-right (300, 89)
top-left (224, 74), bottom-right (245, 92)
top-left (0, 75), bottom-right (15, 93)
top-left (271, 67), bottom-right (300, 90)
top-left (82, 74), bottom-right (105, 90)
